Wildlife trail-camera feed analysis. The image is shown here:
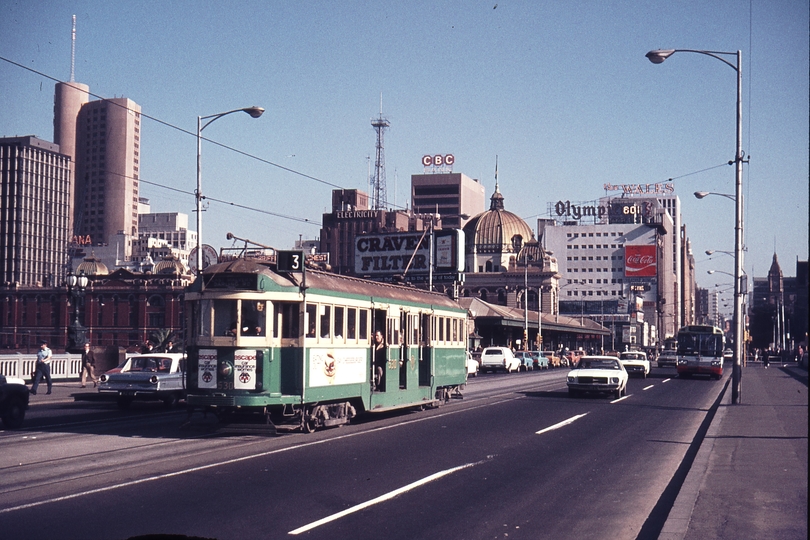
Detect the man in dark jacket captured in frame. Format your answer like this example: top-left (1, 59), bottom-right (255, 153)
top-left (80, 342), bottom-right (98, 388)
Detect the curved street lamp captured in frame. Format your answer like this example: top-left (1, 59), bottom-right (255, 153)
top-left (66, 270), bottom-right (89, 352)
top-left (694, 191), bottom-right (735, 202)
top-left (196, 106), bottom-right (265, 275)
top-left (647, 47), bottom-right (745, 405)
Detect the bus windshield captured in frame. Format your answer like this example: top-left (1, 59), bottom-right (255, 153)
top-left (677, 332), bottom-right (723, 357)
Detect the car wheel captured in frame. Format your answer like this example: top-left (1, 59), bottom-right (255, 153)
top-left (117, 397), bottom-right (134, 410)
top-left (1, 397), bottom-right (26, 429)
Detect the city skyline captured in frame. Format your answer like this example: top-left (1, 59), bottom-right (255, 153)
top-left (1, 1), bottom-right (807, 291)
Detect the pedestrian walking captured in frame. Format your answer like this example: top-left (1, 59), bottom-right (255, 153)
top-left (80, 342), bottom-right (99, 388)
top-left (31, 340), bottom-right (53, 395)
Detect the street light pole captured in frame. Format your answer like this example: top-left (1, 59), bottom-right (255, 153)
top-left (196, 106), bottom-right (264, 275)
top-left (647, 48), bottom-right (744, 404)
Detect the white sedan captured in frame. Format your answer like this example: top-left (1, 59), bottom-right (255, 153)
top-left (466, 351), bottom-right (479, 378)
top-left (567, 356), bottom-right (628, 399)
top-left (619, 351), bottom-right (651, 378)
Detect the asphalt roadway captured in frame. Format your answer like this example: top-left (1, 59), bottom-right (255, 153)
top-left (16, 361), bottom-right (809, 539)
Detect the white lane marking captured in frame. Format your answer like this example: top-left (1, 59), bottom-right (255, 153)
top-left (662, 378), bottom-right (671, 383)
top-left (610, 395), bottom-right (630, 403)
top-left (535, 413), bottom-right (588, 435)
top-left (0, 396), bottom-right (521, 515)
top-left (643, 385), bottom-right (654, 391)
top-left (288, 460), bottom-right (485, 535)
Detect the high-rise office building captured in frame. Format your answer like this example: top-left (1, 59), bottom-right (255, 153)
top-left (73, 97), bottom-right (142, 257)
top-left (0, 136), bottom-right (71, 286)
top-left (411, 172), bottom-right (485, 229)
top-left (54, 81), bottom-right (142, 267)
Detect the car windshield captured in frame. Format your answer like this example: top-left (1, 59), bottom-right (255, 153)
top-left (621, 353), bottom-right (644, 360)
top-left (129, 356), bottom-right (171, 372)
top-left (578, 359), bottom-right (620, 370)
top-left (483, 349), bottom-right (501, 356)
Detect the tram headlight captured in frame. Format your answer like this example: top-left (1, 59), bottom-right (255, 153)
top-left (711, 359), bottom-right (721, 367)
top-left (219, 361), bottom-right (233, 378)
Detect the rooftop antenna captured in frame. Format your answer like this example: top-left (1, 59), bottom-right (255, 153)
top-left (70, 15), bottom-right (76, 82)
top-left (370, 93), bottom-right (390, 211)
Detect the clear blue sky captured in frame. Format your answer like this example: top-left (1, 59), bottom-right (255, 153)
top-left (2, 1), bottom-right (807, 297)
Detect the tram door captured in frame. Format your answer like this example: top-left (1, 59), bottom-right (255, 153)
top-left (419, 312), bottom-right (432, 387)
top-left (372, 309), bottom-right (389, 392)
top-left (399, 311), bottom-right (419, 389)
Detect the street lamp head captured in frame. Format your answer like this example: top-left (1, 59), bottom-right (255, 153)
top-left (646, 49), bottom-right (676, 64)
top-left (694, 191), bottom-right (710, 199)
top-left (244, 106), bottom-right (265, 119)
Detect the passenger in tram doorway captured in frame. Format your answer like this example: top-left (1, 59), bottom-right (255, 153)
top-left (373, 330), bottom-right (386, 390)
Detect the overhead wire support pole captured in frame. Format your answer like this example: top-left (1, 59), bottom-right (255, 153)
top-left (646, 47), bottom-right (744, 404)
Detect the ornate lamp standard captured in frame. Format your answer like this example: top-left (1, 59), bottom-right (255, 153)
top-left (196, 106), bottom-right (264, 275)
top-left (647, 48), bottom-right (745, 404)
top-left (66, 270), bottom-right (89, 353)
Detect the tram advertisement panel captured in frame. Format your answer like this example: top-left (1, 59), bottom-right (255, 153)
top-left (234, 350), bottom-right (257, 390)
top-left (309, 349), bottom-right (366, 387)
top-left (198, 349), bottom-right (218, 389)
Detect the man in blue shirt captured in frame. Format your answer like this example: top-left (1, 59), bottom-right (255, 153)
top-left (31, 340), bottom-right (53, 395)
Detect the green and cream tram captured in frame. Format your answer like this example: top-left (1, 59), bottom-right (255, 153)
top-left (183, 258), bottom-right (468, 432)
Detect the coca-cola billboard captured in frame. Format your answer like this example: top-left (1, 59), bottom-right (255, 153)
top-left (625, 245), bottom-right (657, 277)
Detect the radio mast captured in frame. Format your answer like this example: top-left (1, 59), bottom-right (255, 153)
top-left (370, 95), bottom-right (389, 211)
top-left (70, 14), bottom-right (76, 82)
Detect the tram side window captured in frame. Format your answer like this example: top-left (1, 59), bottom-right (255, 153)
top-left (438, 317), bottom-right (444, 342)
top-left (445, 318), bottom-right (451, 344)
top-left (334, 306), bottom-right (345, 341)
top-left (214, 300), bottom-right (238, 336)
top-left (320, 305), bottom-right (331, 339)
top-left (420, 313), bottom-right (430, 345)
top-left (411, 314), bottom-right (419, 344)
top-left (388, 317), bottom-right (399, 346)
top-left (359, 309), bottom-right (369, 342)
top-left (452, 318), bottom-right (458, 343)
top-left (347, 308), bottom-right (357, 340)
top-left (277, 302), bottom-right (299, 339)
top-left (306, 304), bottom-right (317, 338)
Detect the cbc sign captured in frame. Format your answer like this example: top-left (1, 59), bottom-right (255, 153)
top-left (421, 154), bottom-right (455, 167)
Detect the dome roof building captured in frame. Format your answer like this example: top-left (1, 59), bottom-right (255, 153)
top-left (75, 253), bottom-right (110, 276)
top-left (462, 179), bottom-right (535, 273)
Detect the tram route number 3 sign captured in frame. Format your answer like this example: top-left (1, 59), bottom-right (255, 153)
top-left (277, 250), bottom-right (304, 272)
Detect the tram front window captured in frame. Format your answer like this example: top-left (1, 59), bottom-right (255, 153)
top-left (215, 300), bottom-right (238, 336)
top-left (242, 300), bottom-right (266, 336)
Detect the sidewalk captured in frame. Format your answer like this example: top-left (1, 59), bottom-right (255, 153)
top-left (661, 363), bottom-right (808, 540)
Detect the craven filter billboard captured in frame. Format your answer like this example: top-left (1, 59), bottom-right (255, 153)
top-left (354, 230), bottom-right (464, 276)
top-left (625, 245), bottom-right (657, 277)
